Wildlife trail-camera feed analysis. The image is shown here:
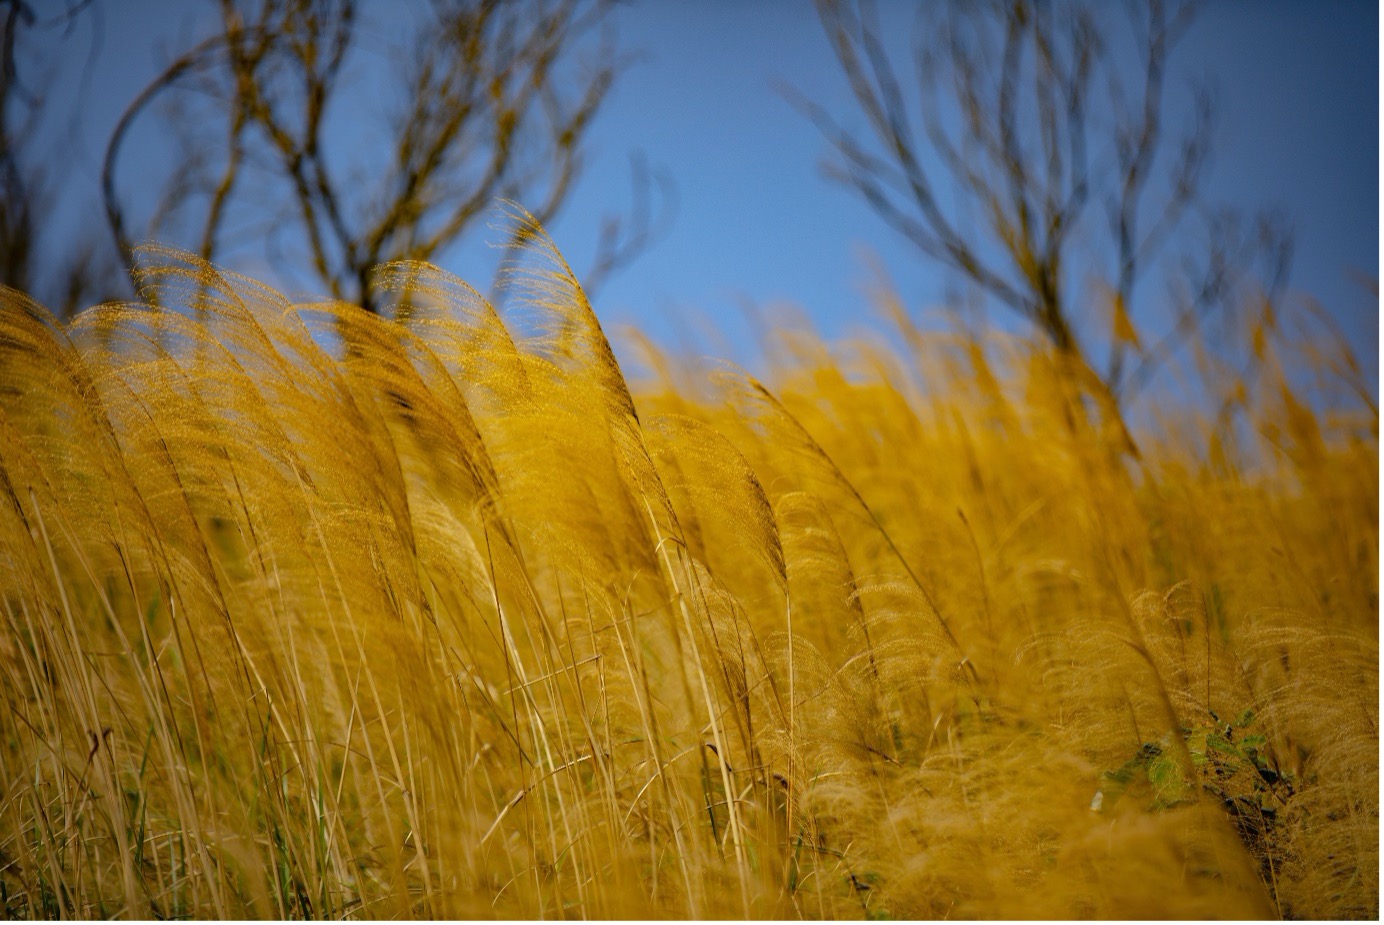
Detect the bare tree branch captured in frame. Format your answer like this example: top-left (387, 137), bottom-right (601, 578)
top-left (105, 0), bottom-right (641, 315)
top-left (803, 0), bottom-right (1291, 417)
top-left (2, 0), bottom-right (119, 311)
top-left (583, 150), bottom-right (676, 301)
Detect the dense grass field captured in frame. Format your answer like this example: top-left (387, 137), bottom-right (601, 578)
top-left (0, 220), bottom-right (1376, 918)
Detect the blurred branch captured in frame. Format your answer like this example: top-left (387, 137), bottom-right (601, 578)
top-left (0, 0), bottom-right (40, 292)
top-left (1122, 210), bottom-right (1293, 402)
top-left (102, 30), bottom-right (226, 272)
top-left (106, 0), bottom-right (629, 314)
top-left (2, 0), bottom-right (117, 312)
top-left (583, 150), bottom-right (677, 300)
top-left (803, 0), bottom-right (1290, 415)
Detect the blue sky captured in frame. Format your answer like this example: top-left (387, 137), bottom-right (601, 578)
top-left (29, 0), bottom-right (1381, 380)
top-left (550, 0), bottom-right (1379, 373)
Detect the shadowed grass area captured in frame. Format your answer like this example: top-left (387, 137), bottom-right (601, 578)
top-left (0, 215), bottom-right (1375, 919)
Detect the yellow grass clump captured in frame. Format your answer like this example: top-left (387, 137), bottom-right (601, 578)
top-left (0, 211), bottom-right (1376, 919)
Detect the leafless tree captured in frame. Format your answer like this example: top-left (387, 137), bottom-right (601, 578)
top-left (1, 0), bottom-right (122, 314)
top-left (797, 0), bottom-right (1291, 411)
top-left (104, 0), bottom-right (665, 313)
top-left (0, 0), bottom-right (40, 294)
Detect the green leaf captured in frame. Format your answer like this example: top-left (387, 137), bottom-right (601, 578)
top-left (1206, 734), bottom-right (1237, 755)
